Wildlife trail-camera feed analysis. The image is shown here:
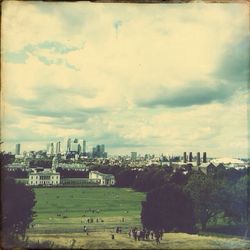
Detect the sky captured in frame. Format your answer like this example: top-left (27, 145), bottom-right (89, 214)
top-left (1, 1), bottom-right (249, 158)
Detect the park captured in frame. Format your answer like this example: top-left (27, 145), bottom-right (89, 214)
top-left (24, 187), bottom-right (250, 249)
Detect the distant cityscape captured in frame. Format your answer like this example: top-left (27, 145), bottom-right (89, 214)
top-left (3, 137), bottom-right (247, 170)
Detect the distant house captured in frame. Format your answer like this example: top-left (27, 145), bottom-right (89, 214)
top-left (89, 171), bottom-right (115, 186)
top-left (28, 169), bottom-right (60, 186)
top-left (199, 162), bottom-right (216, 175)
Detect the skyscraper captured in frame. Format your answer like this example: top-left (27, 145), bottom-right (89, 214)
top-left (15, 144), bottom-right (21, 155)
top-left (50, 142), bottom-right (54, 155)
top-left (82, 140), bottom-right (86, 154)
top-left (71, 142), bottom-right (79, 152)
top-left (92, 146), bottom-right (97, 157)
top-left (131, 152), bottom-right (137, 160)
top-left (101, 144), bottom-right (105, 155)
top-left (78, 144), bottom-right (81, 154)
top-left (67, 138), bottom-right (71, 152)
top-left (56, 141), bottom-right (61, 154)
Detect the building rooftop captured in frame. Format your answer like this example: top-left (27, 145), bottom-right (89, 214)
top-left (90, 170), bottom-right (115, 178)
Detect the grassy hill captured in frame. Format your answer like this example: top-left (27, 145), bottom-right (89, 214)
top-left (27, 187), bottom-right (250, 249)
top-left (26, 232), bottom-right (250, 249)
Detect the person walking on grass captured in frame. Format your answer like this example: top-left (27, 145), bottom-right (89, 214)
top-left (155, 231), bottom-right (160, 244)
top-left (160, 229), bottom-right (164, 240)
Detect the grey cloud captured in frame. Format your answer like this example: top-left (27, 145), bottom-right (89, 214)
top-left (138, 37), bottom-right (249, 109)
top-left (137, 83), bottom-right (232, 108)
top-left (214, 37), bottom-right (249, 86)
top-left (90, 132), bottom-right (147, 149)
top-left (3, 127), bottom-right (53, 143)
top-left (8, 84), bottom-right (104, 127)
top-left (12, 99), bottom-right (105, 119)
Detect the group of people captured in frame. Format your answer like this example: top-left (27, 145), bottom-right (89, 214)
top-left (83, 208), bottom-right (101, 214)
top-left (82, 217), bottom-right (104, 223)
top-left (128, 228), bottom-right (163, 244)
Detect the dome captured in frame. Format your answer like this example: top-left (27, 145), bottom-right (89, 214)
top-left (211, 157), bottom-right (244, 165)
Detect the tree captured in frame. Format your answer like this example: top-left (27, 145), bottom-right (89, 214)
top-left (184, 172), bottom-right (225, 231)
top-left (0, 152), bottom-right (15, 166)
top-left (29, 159), bottom-right (52, 168)
top-left (2, 176), bottom-right (36, 247)
top-left (170, 170), bottom-right (188, 187)
top-left (141, 183), bottom-right (195, 233)
top-left (224, 175), bottom-right (249, 224)
top-left (133, 167), bottom-right (171, 192)
top-left (115, 169), bottom-right (137, 187)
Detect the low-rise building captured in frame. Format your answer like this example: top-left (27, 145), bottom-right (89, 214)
top-left (89, 171), bottom-right (115, 186)
top-left (28, 169), bottom-right (60, 186)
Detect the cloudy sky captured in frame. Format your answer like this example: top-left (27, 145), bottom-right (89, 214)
top-left (1, 2), bottom-right (249, 157)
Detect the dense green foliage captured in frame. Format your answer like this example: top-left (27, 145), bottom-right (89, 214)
top-left (184, 172), bottom-right (225, 230)
top-left (1, 177), bottom-right (36, 247)
top-left (141, 183), bottom-right (195, 232)
top-left (0, 152), bottom-right (15, 165)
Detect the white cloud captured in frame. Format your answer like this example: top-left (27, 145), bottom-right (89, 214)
top-left (1, 2), bottom-right (248, 157)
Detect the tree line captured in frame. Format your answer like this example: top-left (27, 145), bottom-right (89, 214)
top-left (92, 164), bottom-right (249, 234)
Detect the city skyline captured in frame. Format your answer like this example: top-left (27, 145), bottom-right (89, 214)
top-left (1, 2), bottom-right (249, 158)
top-left (4, 141), bottom-right (247, 160)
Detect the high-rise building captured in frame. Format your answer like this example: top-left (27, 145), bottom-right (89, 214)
top-left (67, 138), bottom-right (71, 152)
top-left (101, 144), bottom-right (105, 155)
top-left (92, 146), bottom-right (97, 157)
top-left (131, 152), bottom-right (137, 160)
top-left (183, 152), bottom-right (187, 163)
top-left (73, 138), bottom-right (78, 143)
top-left (71, 142), bottom-right (79, 152)
top-left (197, 152), bottom-right (201, 166)
top-left (82, 140), bottom-right (86, 153)
top-left (203, 152), bottom-right (207, 163)
top-left (15, 144), bottom-right (21, 155)
top-left (92, 144), bottom-right (106, 158)
top-left (56, 141), bottom-right (61, 154)
top-left (189, 152), bottom-right (193, 162)
top-left (50, 142), bottom-right (54, 155)
top-left (77, 144), bottom-right (81, 154)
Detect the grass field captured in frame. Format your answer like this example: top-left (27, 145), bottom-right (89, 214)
top-left (26, 232), bottom-right (250, 249)
top-left (27, 187), bottom-right (250, 249)
top-left (30, 187), bottom-right (145, 233)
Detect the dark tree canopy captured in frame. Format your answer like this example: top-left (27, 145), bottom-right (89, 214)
top-left (29, 159), bottom-right (52, 168)
top-left (133, 167), bottom-right (171, 192)
top-left (223, 175), bottom-right (249, 224)
top-left (115, 169), bottom-right (137, 187)
top-left (141, 183), bottom-right (195, 233)
top-left (170, 170), bottom-right (188, 187)
top-left (0, 152), bottom-right (15, 166)
top-left (2, 177), bottom-right (36, 246)
top-left (184, 171), bottom-right (226, 230)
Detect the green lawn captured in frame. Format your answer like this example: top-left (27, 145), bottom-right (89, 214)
top-left (26, 187), bottom-right (250, 249)
top-left (31, 187), bottom-right (145, 233)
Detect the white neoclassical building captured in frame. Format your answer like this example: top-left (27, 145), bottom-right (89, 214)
top-left (28, 169), bottom-right (60, 186)
top-left (89, 171), bottom-right (115, 186)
